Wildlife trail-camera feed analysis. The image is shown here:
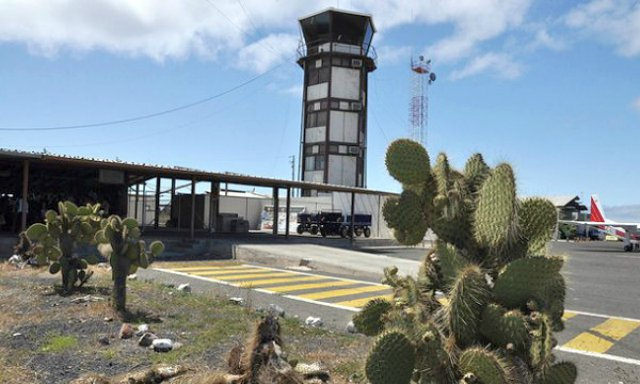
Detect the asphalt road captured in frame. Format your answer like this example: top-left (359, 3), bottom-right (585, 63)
top-left (141, 240), bottom-right (640, 383)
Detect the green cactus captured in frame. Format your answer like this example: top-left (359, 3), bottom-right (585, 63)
top-left (359, 140), bottom-right (574, 384)
top-left (385, 139), bottom-right (431, 186)
top-left (458, 347), bottom-right (515, 384)
top-left (480, 304), bottom-right (529, 350)
top-left (365, 330), bottom-right (416, 384)
top-left (25, 201), bottom-right (101, 292)
top-left (353, 298), bottom-right (392, 336)
top-left (95, 215), bottom-right (164, 311)
top-left (520, 198), bottom-right (558, 256)
top-left (473, 163), bottom-right (520, 262)
top-left (446, 265), bottom-right (489, 347)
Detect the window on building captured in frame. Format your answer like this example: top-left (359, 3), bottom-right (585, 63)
top-left (305, 155), bottom-right (325, 171)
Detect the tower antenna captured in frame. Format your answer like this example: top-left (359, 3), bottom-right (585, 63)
top-left (409, 55), bottom-right (436, 146)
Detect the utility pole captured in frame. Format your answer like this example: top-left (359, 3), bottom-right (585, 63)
top-left (289, 155), bottom-right (296, 197)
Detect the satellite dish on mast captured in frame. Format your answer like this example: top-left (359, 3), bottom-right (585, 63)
top-left (429, 72), bottom-right (436, 82)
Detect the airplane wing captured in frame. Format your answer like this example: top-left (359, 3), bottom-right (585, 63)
top-left (559, 220), bottom-right (640, 231)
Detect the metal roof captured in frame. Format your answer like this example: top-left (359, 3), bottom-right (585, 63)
top-left (298, 7), bottom-right (376, 32)
top-left (0, 148), bottom-right (397, 196)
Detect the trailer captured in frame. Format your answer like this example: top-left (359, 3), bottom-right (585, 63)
top-left (341, 214), bottom-right (373, 238)
top-left (296, 212), bottom-right (319, 235)
top-left (296, 211), bottom-right (372, 238)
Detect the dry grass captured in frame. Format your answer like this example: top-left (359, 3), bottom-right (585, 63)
top-left (0, 261), bottom-right (370, 384)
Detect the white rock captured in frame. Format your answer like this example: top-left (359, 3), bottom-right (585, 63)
top-left (177, 283), bottom-right (191, 293)
top-left (127, 274), bottom-right (137, 281)
top-left (346, 321), bottom-right (357, 333)
top-left (97, 262), bottom-right (110, 269)
top-left (136, 324), bottom-right (149, 336)
top-left (268, 304), bottom-right (285, 317)
top-left (8, 255), bottom-right (21, 265)
top-left (305, 316), bottom-right (323, 327)
top-left (152, 338), bottom-right (173, 352)
top-left (229, 297), bottom-right (244, 305)
top-left (138, 332), bottom-right (158, 347)
top-left (12, 332), bottom-right (22, 337)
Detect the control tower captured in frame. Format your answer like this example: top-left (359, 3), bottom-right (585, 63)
top-left (297, 8), bottom-right (376, 194)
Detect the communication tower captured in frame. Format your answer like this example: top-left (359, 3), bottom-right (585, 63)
top-left (409, 56), bottom-right (436, 146)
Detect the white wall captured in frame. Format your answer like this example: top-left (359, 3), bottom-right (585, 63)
top-left (307, 82), bottom-right (328, 101)
top-left (305, 126), bottom-right (326, 143)
top-left (328, 155), bottom-right (356, 186)
top-left (331, 67), bottom-right (360, 100)
top-left (329, 110), bottom-right (358, 143)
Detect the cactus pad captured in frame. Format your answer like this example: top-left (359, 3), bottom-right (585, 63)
top-left (480, 304), bottom-right (529, 350)
top-left (353, 298), bottom-right (392, 336)
top-left (385, 139), bottom-right (430, 185)
top-left (540, 361), bottom-right (578, 384)
top-left (520, 198), bottom-right (557, 256)
top-left (365, 330), bottom-right (416, 384)
top-left (458, 347), bottom-right (515, 384)
top-left (446, 265), bottom-right (489, 346)
top-left (473, 163), bottom-right (519, 254)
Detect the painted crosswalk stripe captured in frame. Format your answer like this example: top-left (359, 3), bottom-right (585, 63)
top-left (172, 265), bottom-right (251, 272)
top-left (216, 272), bottom-right (294, 281)
top-left (591, 318), bottom-right (640, 340)
top-left (563, 332), bottom-right (614, 354)
top-left (335, 295), bottom-right (393, 308)
top-left (562, 318), bottom-right (640, 354)
top-left (191, 268), bottom-right (271, 277)
top-left (298, 285), bottom-right (390, 300)
top-left (563, 311), bottom-right (578, 321)
top-left (266, 280), bottom-right (355, 293)
top-left (238, 276), bottom-right (325, 287)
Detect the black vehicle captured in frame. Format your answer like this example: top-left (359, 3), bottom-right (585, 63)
top-left (341, 214), bottom-right (373, 238)
top-left (296, 212), bottom-right (319, 235)
top-left (296, 211), bottom-right (372, 238)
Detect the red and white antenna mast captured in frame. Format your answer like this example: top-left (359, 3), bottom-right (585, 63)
top-left (409, 55), bottom-right (436, 146)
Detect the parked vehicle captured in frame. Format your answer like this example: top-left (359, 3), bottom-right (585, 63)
top-left (295, 211), bottom-right (372, 238)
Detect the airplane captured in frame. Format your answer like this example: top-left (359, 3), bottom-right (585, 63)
top-left (560, 195), bottom-right (640, 252)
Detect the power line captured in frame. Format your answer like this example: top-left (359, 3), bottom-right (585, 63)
top-left (0, 61), bottom-right (285, 132)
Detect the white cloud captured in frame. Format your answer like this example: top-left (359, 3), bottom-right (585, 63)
top-left (528, 29), bottom-right (565, 51)
top-left (633, 97), bottom-right (640, 111)
top-left (375, 45), bottom-right (412, 66)
top-left (237, 33), bottom-right (299, 74)
top-left (565, 0), bottom-right (640, 57)
top-left (450, 52), bottom-right (522, 80)
top-left (0, 0), bottom-right (535, 75)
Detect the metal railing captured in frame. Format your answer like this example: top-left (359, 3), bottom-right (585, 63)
top-left (297, 39), bottom-right (377, 63)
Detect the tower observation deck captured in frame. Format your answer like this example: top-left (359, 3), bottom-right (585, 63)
top-left (296, 8), bottom-right (376, 194)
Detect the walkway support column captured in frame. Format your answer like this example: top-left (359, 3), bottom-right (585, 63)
top-left (190, 178), bottom-right (196, 239)
top-left (272, 187), bottom-right (279, 236)
top-left (209, 181), bottom-right (220, 234)
top-left (285, 187), bottom-right (291, 239)
top-left (20, 160), bottom-right (30, 232)
top-left (134, 184), bottom-right (139, 220)
top-left (170, 178), bottom-right (176, 231)
top-left (350, 191), bottom-right (356, 241)
top-left (154, 177), bottom-right (160, 229)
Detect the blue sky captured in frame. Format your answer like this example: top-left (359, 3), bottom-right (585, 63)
top-left (1, 0), bottom-right (639, 211)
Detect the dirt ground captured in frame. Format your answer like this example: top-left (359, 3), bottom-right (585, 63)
top-left (0, 263), bottom-right (371, 384)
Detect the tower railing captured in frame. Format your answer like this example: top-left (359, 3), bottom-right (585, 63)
top-left (297, 39), bottom-right (377, 63)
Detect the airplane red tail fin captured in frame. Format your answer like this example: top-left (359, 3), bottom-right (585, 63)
top-left (590, 195), bottom-right (607, 222)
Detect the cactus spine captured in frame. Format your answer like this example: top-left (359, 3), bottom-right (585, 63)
top-left (95, 215), bottom-right (164, 311)
top-left (358, 140), bottom-right (576, 383)
top-left (25, 201), bottom-right (101, 292)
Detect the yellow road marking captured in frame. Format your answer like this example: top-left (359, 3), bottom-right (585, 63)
top-left (172, 265), bottom-right (253, 272)
top-left (266, 280), bottom-right (355, 293)
top-left (238, 276), bottom-right (326, 287)
top-left (335, 295), bottom-right (393, 308)
top-left (191, 269), bottom-right (271, 276)
top-left (216, 272), bottom-right (294, 281)
top-left (563, 312), bottom-right (578, 321)
top-left (592, 318), bottom-right (640, 340)
top-left (563, 332), bottom-right (614, 354)
top-left (298, 285), bottom-right (390, 300)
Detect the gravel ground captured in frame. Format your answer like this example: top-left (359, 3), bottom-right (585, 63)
top-left (0, 263), bottom-right (370, 384)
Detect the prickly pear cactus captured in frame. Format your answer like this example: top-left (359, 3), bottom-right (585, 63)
top-left (25, 201), bottom-right (102, 292)
top-left (355, 140), bottom-right (576, 384)
top-left (95, 215), bottom-right (164, 311)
